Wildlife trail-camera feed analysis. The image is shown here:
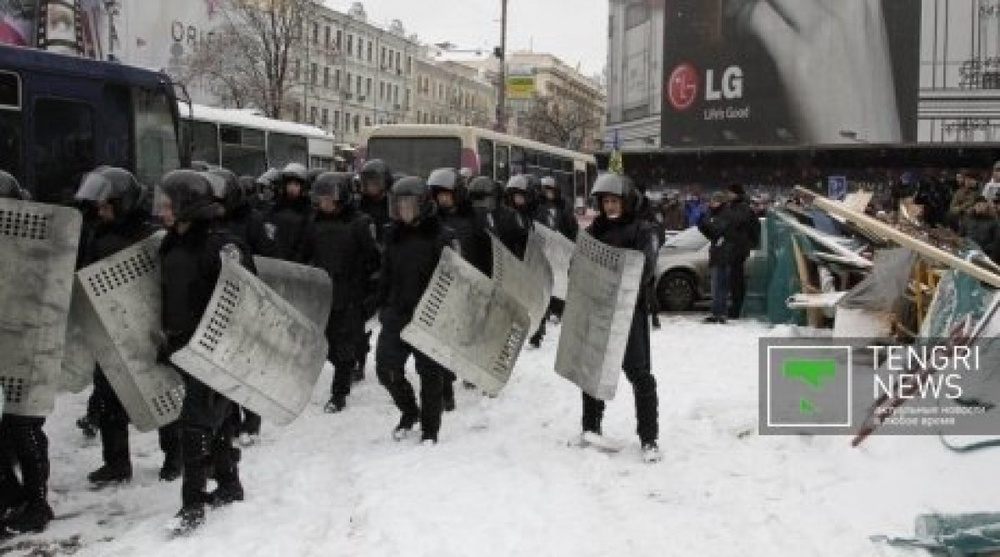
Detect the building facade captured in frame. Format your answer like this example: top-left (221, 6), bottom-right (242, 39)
top-left (411, 49), bottom-right (495, 127)
top-left (605, 0), bottom-right (664, 151)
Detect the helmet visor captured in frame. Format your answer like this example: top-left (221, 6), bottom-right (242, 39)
top-left (75, 171), bottom-right (114, 203)
top-left (391, 195), bottom-right (420, 224)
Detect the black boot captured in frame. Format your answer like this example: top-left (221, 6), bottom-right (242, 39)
top-left (442, 376), bottom-right (456, 412)
top-left (88, 422), bottom-right (132, 486)
top-left (582, 392), bottom-right (605, 435)
top-left (2, 422), bottom-right (53, 536)
top-left (0, 438), bottom-right (23, 519)
top-left (177, 427), bottom-right (212, 531)
top-left (419, 367), bottom-right (445, 443)
top-left (159, 423), bottom-right (184, 482)
top-left (633, 373), bottom-right (659, 448)
top-left (208, 434), bottom-right (243, 507)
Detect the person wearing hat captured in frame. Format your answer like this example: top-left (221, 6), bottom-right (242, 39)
top-left (723, 183), bottom-right (758, 319)
top-left (982, 161), bottom-right (1000, 204)
top-left (698, 191), bottom-right (738, 324)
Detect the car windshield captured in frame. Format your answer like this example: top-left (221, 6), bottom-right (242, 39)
top-left (665, 226), bottom-right (709, 250)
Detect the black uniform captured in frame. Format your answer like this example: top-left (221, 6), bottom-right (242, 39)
top-left (79, 215), bottom-right (185, 484)
top-left (375, 217), bottom-right (456, 442)
top-left (302, 206), bottom-right (380, 409)
top-left (359, 195), bottom-right (391, 248)
top-left (227, 203), bottom-right (277, 259)
top-left (534, 195), bottom-right (579, 322)
top-left (582, 213), bottom-right (660, 447)
top-left (263, 194), bottom-right (312, 263)
top-left (160, 222), bottom-right (255, 520)
top-left (484, 206), bottom-right (532, 260)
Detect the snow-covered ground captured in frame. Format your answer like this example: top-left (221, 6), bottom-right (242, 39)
top-left (4, 316), bottom-right (993, 556)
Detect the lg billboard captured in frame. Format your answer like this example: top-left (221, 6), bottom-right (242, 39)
top-left (660, 0), bottom-right (923, 148)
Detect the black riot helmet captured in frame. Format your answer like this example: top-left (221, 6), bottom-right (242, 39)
top-left (280, 162), bottom-right (309, 196)
top-left (427, 167), bottom-right (467, 210)
top-left (389, 175), bottom-right (433, 225)
top-left (204, 167), bottom-right (244, 216)
top-left (158, 169), bottom-right (221, 225)
top-left (359, 159), bottom-right (393, 199)
top-left (312, 172), bottom-right (356, 212)
top-left (467, 176), bottom-right (499, 212)
top-left (75, 166), bottom-right (146, 223)
top-left (307, 167), bottom-right (324, 188)
top-left (505, 174), bottom-right (541, 210)
top-left (590, 172), bottom-right (641, 220)
top-left (256, 168), bottom-right (281, 190)
top-left (0, 170), bottom-right (28, 200)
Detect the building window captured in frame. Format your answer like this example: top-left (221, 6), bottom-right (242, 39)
top-left (293, 103), bottom-right (301, 122)
top-left (367, 41), bottom-right (373, 62)
top-left (310, 106), bottom-right (318, 124)
top-left (310, 63), bottom-right (317, 85)
top-left (324, 26), bottom-right (330, 47)
top-left (335, 69), bottom-right (341, 90)
top-left (324, 67), bottom-right (330, 88)
top-left (365, 116), bottom-right (371, 127)
top-left (353, 115), bottom-right (360, 131)
top-left (345, 111), bottom-right (351, 129)
top-left (335, 29), bottom-right (342, 48)
top-left (356, 75), bottom-right (362, 94)
top-left (322, 108), bottom-right (328, 126)
top-left (347, 35), bottom-right (353, 56)
top-left (381, 46), bottom-right (386, 67)
top-left (333, 110), bottom-right (340, 129)
top-left (312, 23), bottom-right (319, 44)
top-left (380, 81), bottom-right (385, 99)
top-left (393, 85), bottom-right (399, 103)
top-left (293, 59), bottom-right (300, 81)
top-left (366, 78), bottom-right (372, 97)
top-left (395, 51), bottom-right (401, 70)
top-left (406, 56), bottom-right (412, 74)
top-left (345, 72), bottom-right (352, 92)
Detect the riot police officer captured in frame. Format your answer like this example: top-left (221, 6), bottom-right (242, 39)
top-left (374, 176), bottom-right (457, 444)
top-left (74, 166), bottom-right (185, 486)
top-left (355, 159), bottom-right (395, 380)
top-left (535, 176), bottom-right (579, 324)
top-left (0, 173), bottom-right (54, 538)
top-left (578, 173), bottom-right (661, 463)
top-left (157, 170), bottom-right (256, 534)
top-left (263, 162), bottom-right (313, 263)
top-left (497, 174), bottom-right (549, 348)
top-left (301, 172), bottom-right (380, 413)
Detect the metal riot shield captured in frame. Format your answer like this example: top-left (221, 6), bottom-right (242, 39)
top-left (401, 248), bottom-right (530, 396)
top-left (252, 256), bottom-right (333, 328)
top-left (77, 231), bottom-right (185, 431)
top-left (555, 230), bottom-right (645, 401)
top-left (169, 257), bottom-right (328, 426)
top-left (60, 282), bottom-right (97, 393)
top-left (533, 223), bottom-right (575, 300)
top-left (490, 232), bottom-right (553, 335)
top-left (0, 199), bottom-right (81, 416)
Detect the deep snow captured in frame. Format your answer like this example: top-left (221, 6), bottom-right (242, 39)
top-left (2, 316), bottom-right (990, 556)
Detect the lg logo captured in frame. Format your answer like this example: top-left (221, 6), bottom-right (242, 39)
top-left (667, 63), bottom-right (744, 111)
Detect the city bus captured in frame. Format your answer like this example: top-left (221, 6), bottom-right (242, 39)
top-left (0, 43), bottom-right (186, 203)
top-left (181, 103), bottom-right (337, 177)
top-left (356, 124), bottom-right (598, 203)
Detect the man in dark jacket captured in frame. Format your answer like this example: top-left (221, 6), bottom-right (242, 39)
top-left (374, 176), bottom-right (457, 444)
top-left (723, 183), bottom-right (759, 319)
top-left (535, 176), bottom-right (578, 324)
top-left (698, 191), bottom-right (737, 324)
top-left (579, 173), bottom-right (661, 463)
top-left (74, 167), bottom-right (184, 486)
top-left (301, 172), bottom-right (380, 413)
top-left (355, 159), bottom-right (395, 381)
top-left (157, 170), bottom-right (256, 534)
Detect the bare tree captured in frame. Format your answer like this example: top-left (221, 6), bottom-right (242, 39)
top-left (177, 0), bottom-right (315, 118)
top-left (520, 94), bottom-right (601, 151)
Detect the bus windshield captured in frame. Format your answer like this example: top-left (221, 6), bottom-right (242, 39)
top-left (133, 87), bottom-right (181, 188)
top-left (367, 137), bottom-right (461, 178)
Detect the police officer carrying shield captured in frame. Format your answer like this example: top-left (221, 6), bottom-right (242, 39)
top-left (579, 173), bottom-right (662, 463)
top-left (0, 172), bottom-right (54, 538)
top-left (300, 172), bottom-right (381, 413)
top-left (374, 176), bottom-right (458, 444)
top-left (157, 170), bottom-right (256, 534)
top-left (534, 176), bottom-right (579, 324)
top-left (74, 167), bottom-right (185, 486)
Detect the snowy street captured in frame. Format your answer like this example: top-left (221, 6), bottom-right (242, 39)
top-left (5, 317), bottom-right (989, 556)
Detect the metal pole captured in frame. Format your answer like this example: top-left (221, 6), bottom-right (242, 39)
top-left (497, 0), bottom-right (507, 132)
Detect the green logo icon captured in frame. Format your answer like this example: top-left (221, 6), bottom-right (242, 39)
top-left (783, 359), bottom-right (837, 415)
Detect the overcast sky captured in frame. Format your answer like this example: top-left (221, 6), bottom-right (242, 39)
top-left (325, 0), bottom-right (608, 76)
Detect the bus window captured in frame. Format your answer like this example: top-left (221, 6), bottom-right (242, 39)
top-left (525, 149), bottom-right (538, 172)
top-left (220, 125), bottom-right (266, 176)
top-left (189, 120), bottom-right (220, 167)
top-left (477, 137), bottom-right (494, 178)
top-left (33, 98), bottom-right (96, 203)
top-left (268, 132), bottom-right (308, 169)
top-left (0, 71), bottom-right (22, 182)
top-left (102, 85), bottom-right (132, 171)
top-left (511, 146), bottom-right (525, 175)
top-left (496, 144), bottom-right (510, 184)
top-left (574, 170), bottom-right (585, 200)
top-left (367, 136), bottom-right (461, 178)
top-left (133, 88), bottom-right (181, 187)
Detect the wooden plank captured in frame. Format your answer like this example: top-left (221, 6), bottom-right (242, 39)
top-left (774, 210), bottom-right (873, 268)
top-left (795, 187), bottom-right (1000, 289)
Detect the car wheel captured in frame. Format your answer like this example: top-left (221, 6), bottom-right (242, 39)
top-left (658, 271), bottom-right (696, 311)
